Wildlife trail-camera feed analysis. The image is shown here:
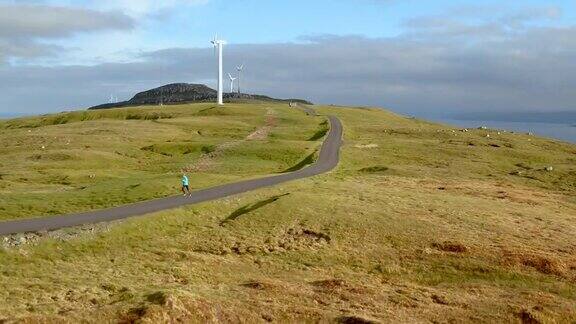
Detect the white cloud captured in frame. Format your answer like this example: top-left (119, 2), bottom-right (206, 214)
top-left (0, 3), bottom-right (134, 63)
top-left (87, 0), bottom-right (210, 17)
top-left (0, 4), bottom-right (133, 38)
top-left (0, 0), bottom-right (211, 65)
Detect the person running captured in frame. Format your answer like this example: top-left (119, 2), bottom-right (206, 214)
top-left (181, 173), bottom-right (191, 196)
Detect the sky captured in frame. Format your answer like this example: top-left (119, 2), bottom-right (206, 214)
top-left (0, 0), bottom-right (575, 118)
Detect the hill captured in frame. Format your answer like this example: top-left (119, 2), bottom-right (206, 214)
top-left (0, 103), bottom-right (575, 322)
top-left (88, 83), bottom-right (312, 110)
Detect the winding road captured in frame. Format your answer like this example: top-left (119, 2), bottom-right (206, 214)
top-left (0, 115), bottom-right (343, 236)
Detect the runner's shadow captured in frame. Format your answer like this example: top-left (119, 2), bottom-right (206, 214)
top-left (220, 193), bottom-right (290, 226)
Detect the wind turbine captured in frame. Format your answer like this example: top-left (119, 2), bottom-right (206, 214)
top-left (228, 73), bottom-right (237, 93)
top-left (211, 36), bottom-right (226, 105)
top-left (236, 64), bottom-right (244, 95)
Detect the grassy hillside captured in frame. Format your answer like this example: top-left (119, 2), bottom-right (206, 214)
top-left (0, 103), bottom-right (323, 220)
top-left (0, 103), bottom-right (575, 322)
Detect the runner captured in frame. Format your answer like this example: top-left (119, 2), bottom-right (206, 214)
top-left (181, 173), bottom-right (191, 197)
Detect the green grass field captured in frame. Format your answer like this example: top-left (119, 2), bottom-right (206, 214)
top-left (0, 103), bottom-right (575, 322)
top-left (0, 103), bottom-right (324, 220)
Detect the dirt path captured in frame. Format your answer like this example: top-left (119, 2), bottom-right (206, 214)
top-left (246, 109), bottom-right (277, 140)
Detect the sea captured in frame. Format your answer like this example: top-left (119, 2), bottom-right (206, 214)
top-left (0, 112), bottom-right (30, 119)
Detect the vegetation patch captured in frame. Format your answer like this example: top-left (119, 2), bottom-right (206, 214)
top-left (194, 106), bottom-right (216, 115)
top-left (308, 120), bottom-right (329, 141)
top-left (432, 241), bottom-right (468, 253)
top-left (194, 106), bottom-right (230, 116)
top-left (312, 279), bottom-right (347, 290)
top-left (125, 112), bottom-right (174, 120)
top-left (46, 175), bottom-right (73, 185)
top-left (359, 166), bottom-right (389, 173)
top-left (146, 291), bottom-right (169, 305)
top-left (126, 184), bottom-right (142, 190)
top-left (27, 153), bottom-right (74, 162)
top-left (338, 315), bottom-right (380, 324)
top-left (200, 145), bottom-right (216, 155)
top-left (282, 151), bottom-right (317, 173)
top-left (241, 281), bottom-right (278, 291)
top-left (264, 226), bottom-right (332, 252)
top-left (516, 308), bottom-right (549, 324)
top-left (504, 251), bottom-right (567, 277)
top-left (203, 224), bottom-right (331, 256)
top-left (515, 163), bottom-right (534, 170)
top-left (141, 143), bottom-right (213, 156)
top-left (431, 294), bottom-right (451, 305)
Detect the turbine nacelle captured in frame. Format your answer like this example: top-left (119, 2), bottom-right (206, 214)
top-left (211, 35), bottom-right (227, 47)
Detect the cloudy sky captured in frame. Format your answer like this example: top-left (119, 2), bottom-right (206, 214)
top-left (0, 0), bottom-right (575, 118)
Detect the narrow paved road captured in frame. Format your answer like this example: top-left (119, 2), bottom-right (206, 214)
top-left (297, 104), bottom-right (318, 116)
top-left (0, 115), bottom-right (343, 235)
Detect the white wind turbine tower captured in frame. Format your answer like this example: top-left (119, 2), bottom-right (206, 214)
top-left (228, 73), bottom-right (237, 93)
top-left (236, 64), bottom-right (244, 95)
top-left (211, 36), bottom-right (226, 105)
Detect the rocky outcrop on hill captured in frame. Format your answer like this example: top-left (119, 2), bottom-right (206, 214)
top-left (132, 83), bottom-right (217, 105)
top-left (89, 83), bottom-right (312, 110)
